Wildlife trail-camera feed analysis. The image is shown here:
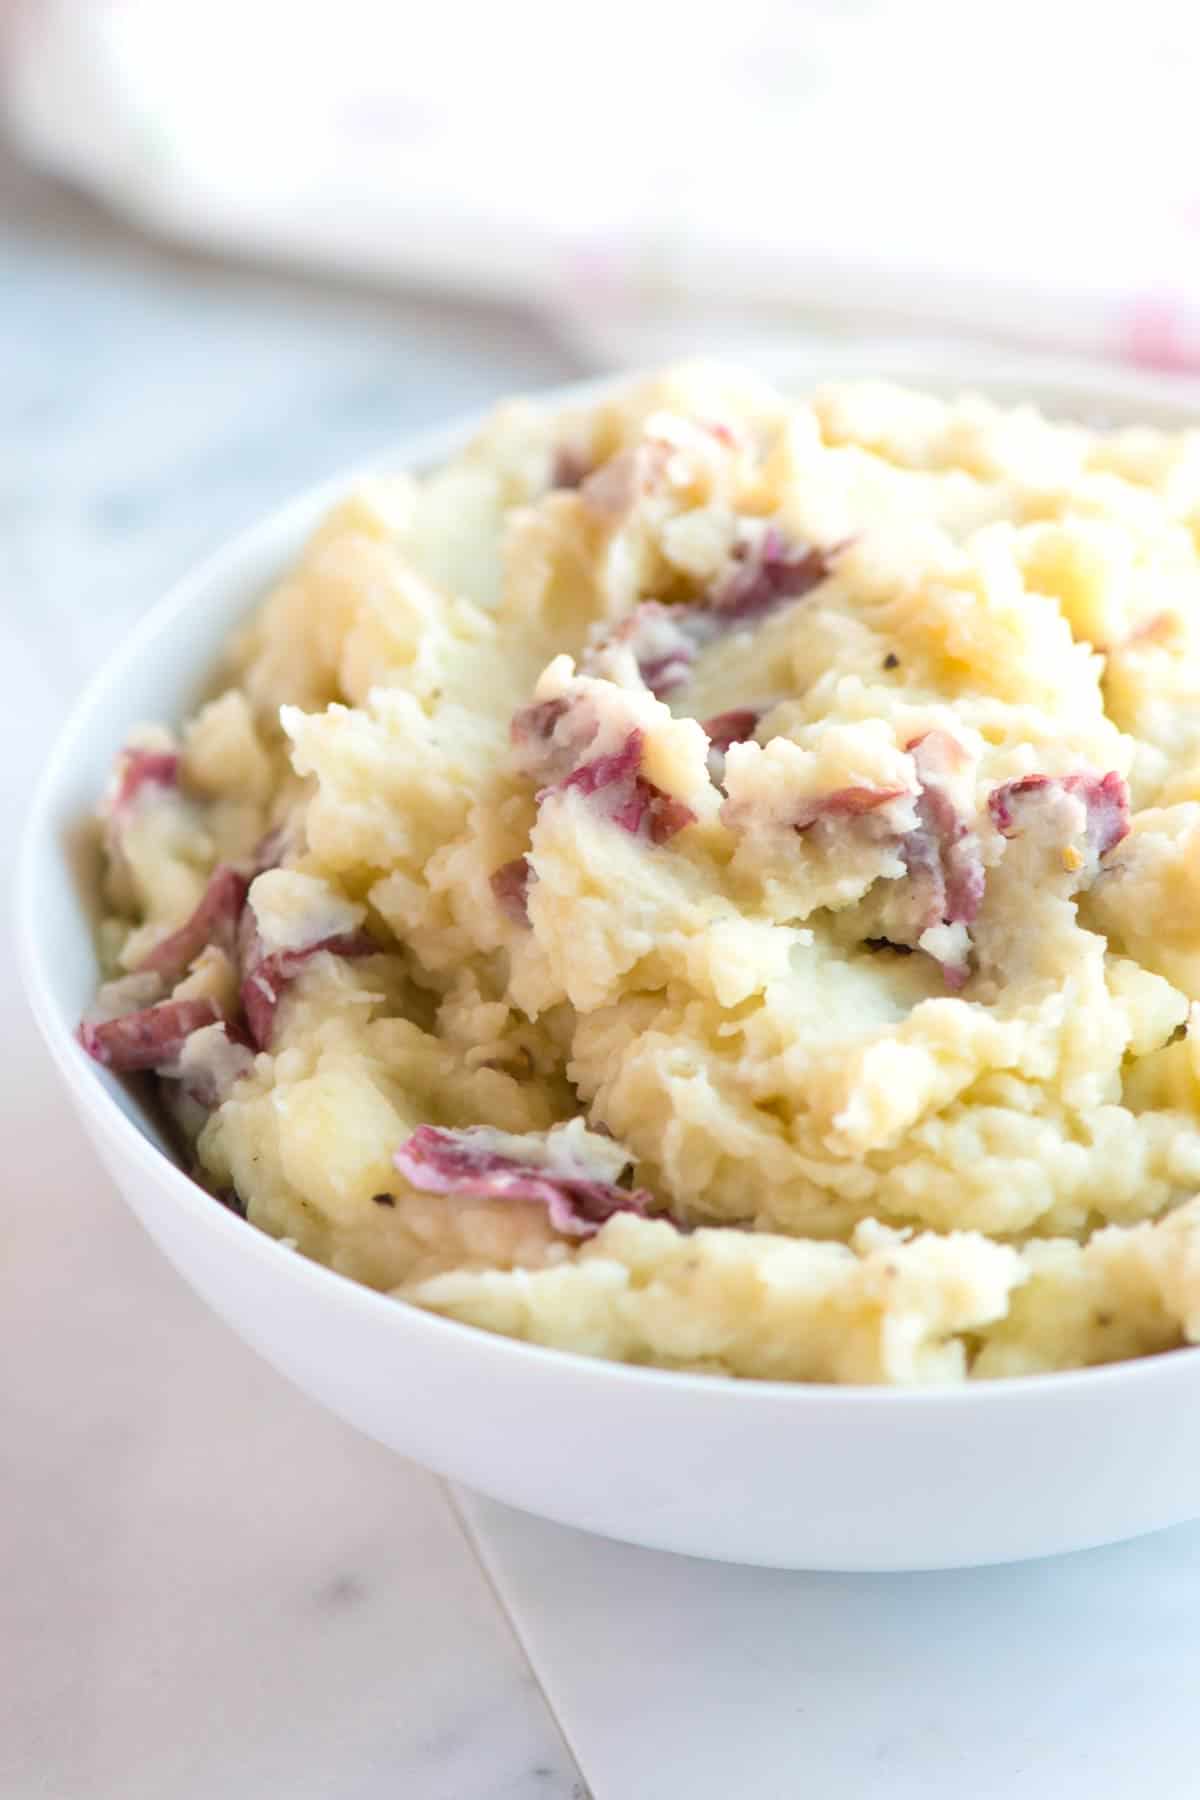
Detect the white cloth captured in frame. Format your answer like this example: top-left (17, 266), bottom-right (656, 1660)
top-left (8, 0), bottom-right (1200, 371)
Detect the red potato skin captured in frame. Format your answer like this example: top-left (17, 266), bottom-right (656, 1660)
top-left (703, 709), bottom-right (761, 755)
top-left (136, 864), bottom-right (249, 985)
top-left (78, 997), bottom-right (223, 1072)
top-left (236, 908), bottom-right (376, 1051)
top-left (490, 857), bottom-right (533, 926)
top-left (111, 748), bottom-right (180, 816)
top-left (395, 1125), bottom-right (652, 1238)
top-left (988, 771), bottom-right (1131, 859)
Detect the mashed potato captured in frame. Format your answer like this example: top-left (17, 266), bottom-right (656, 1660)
top-left (80, 365), bottom-right (1200, 1382)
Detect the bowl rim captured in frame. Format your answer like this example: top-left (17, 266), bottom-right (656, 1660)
top-left (19, 337), bottom-right (1200, 1409)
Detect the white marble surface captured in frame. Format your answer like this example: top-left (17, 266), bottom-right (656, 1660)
top-left (1, 149), bottom-right (587, 1800)
top-left (464, 1492), bottom-right (1200, 1799)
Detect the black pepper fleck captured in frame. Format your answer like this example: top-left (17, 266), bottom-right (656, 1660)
top-left (371, 1192), bottom-right (396, 1208)
top-left (883, 652), bottom-right (900, 670)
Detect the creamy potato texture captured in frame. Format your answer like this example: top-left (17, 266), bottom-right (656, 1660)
top-left (82, 366), bottom-right (1200, 1382)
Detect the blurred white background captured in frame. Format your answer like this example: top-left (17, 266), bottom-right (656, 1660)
top-left (7, 0), bottom-right (1200, 370)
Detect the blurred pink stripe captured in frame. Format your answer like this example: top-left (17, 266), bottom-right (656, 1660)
top-left (1120, 295), bottom-right (1200, 374)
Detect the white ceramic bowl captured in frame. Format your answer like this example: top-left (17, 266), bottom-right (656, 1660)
top-left (21, 345), bottom-right (1200, 1572)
